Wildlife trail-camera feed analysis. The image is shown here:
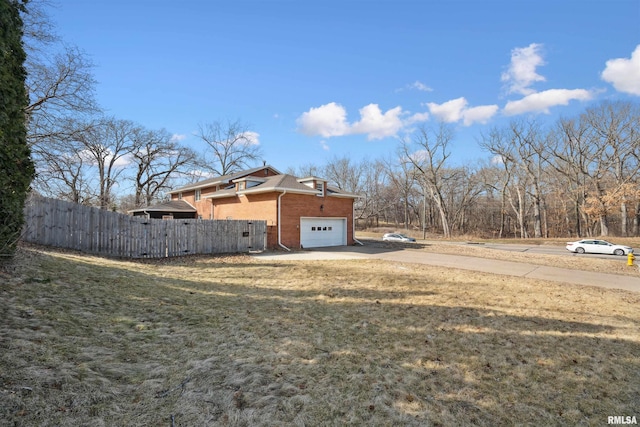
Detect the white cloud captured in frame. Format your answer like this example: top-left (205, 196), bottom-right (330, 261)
top-left (427, 97), bottom-right (467, 123)
top-left (243, 131), bottom-right (260, 145)
top-left (462, 105), bottom-right (500, 126)
top-left (503, 88), bottom-right (593, 115)
top-left (407, 149), bottom-right (429, 164)
top-left (297, 98), bottom-right (496, 140)
top-left (170, 133), bottom-right (186, 143)
top-left (501, 43), bottom-right (546, 95)
top-left (320, 140), bottom-right (330, 151)
top-left (410, 80), bottom-right (433, 92)
top-left (110, 153), bottom-right (132, 168)
top-left (351, 104), bottom-right (404, 140)
top-left (187, 169), bottom-right (216, 180)
top-left (427, 97), bottom-right (498, 126)
top-left (296, 102), bottom-right (350, 138)
top-left (297, 102), bottom-right (424, 140)
top-left (490, 154), bottom-right (504, 165)
top-left (78, 148), bottom-right (132, 168)
top-left (601, 45), bottom-right (640, 96)
top-left (395, 80), bottom-right (433, 93)
top-left (406, 111), bottom-right (430, 125)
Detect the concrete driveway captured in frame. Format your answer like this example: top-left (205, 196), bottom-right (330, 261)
top-left (252, 243), bottom-right (640, 293)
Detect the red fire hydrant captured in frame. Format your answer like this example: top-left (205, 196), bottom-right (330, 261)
top-left (628, 252), bottom-right (635, 266)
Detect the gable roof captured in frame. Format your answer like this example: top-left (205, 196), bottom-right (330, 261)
top-left (326, 185), bottom-right (360, 198)
top-left (169, 165), bottom-right (281, 194)
top-left (205, 174), bottom-right (360, 199)
top-left (243, 174), bottom-right (320, 195)
top-left (128, 199), bottom-right (196, 214)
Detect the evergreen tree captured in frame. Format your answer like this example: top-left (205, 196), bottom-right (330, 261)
top-left (0, 0), bottom-right (35, 260)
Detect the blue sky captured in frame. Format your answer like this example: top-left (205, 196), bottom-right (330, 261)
top-left (50, 0), bottom-right (640, 170)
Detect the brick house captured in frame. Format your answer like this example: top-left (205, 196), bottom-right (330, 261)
top-left (138, 166), bottom-right (360, 249)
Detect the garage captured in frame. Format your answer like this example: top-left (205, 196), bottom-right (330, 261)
top-left (300, 217), bottom-right (347, 248)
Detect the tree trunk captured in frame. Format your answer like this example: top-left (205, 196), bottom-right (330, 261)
top-left (574, 199), bottom-right (582, 237)
top-left (599, 214), bottom-right (609, 236)
top-left (620, 202), bottom-right (628, 236)
top-left (532, 195), bottom-right (542, 238)
top-left (633, 202), bottom-right (640, 236)
top-left (516, 187), bottom-right (527, 238)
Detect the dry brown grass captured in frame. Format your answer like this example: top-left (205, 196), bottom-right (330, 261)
top-left (1, 245), bottom-right (639, 426)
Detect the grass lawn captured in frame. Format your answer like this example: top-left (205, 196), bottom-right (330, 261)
top-left (1, 245), bottom-right (639, 426)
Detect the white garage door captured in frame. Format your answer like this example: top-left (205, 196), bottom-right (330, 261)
top-left (300, 218), bottom-right (347, 248)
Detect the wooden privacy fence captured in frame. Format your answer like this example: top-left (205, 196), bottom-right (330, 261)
top-left (22, 196), bottom-right (266, 258)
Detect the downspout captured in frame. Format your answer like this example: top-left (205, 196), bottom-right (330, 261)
top-left (277, 190), bottom-right (291, 251)
top-left (353, 201), bottom-right (363, 245)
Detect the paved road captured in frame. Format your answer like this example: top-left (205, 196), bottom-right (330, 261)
top-left (253, 243), bottom-right (640, 293)
top-left (441, 241), bottom-right (630, 261)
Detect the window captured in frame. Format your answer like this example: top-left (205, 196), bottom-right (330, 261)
top-left (238, 182), bottom-right (245, 190)
top-left (178, 192), bottom-right (183, 200)
top-left (316, 182), bottom-right (324, 196)
top-left (195, 189), bottom-right (201, 201)
top-left (311, 227), bottom-right (316, 231)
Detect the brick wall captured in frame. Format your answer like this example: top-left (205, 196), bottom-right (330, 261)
top-left (173, 183), bottom-right (354, 248)
top-left (171, 189), bottom-right (214, 219)
top-left (279, 193), bottom-right (354, 248)
top-left (213, 193), bottom-right (278, 224)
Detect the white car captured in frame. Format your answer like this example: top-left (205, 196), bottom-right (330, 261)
top-left (566, 239), bottom-right (633, 256)
top-left (382, 233), bottom-right (416, 243)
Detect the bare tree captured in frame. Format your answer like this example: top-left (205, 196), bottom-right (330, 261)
top-left (21, 1), bottom-right (99, 134)
top-left (477, 133), bottom-right (513, 238)
top-left (351, 160), bottom-right (387, 227)
top-left (24, 46), bottom-right (99, 120)
top-left (474, 163), bottom-right (508, 237)
top-left (285, 162), bottom-right (322, 177)
top-left (480, 121), bottom-right (550, 238)
top-left (446, 165), bottom-right (486, 235)
top-left (403, 124), bottom-right (456, 238)
top-left (546, 118), bottom-right (591, 236)
top-left (76, 118), bottom-right (138, 209)
top-left (324, 156), bottom-right (367, 193)
top-left (21, 0), bottom-right (101, 201)
top-left (130, 128), bottom-right (198, 206)
top-left (30, 119), bottom-right (95, 204)
top-left (584, 101), bottom-right (640, 236)
top-left (195, 120), bottom-right (262, 176)
top-left (384, 156), bottom-right (418, 229)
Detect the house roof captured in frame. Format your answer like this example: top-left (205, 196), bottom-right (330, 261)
top-left (326, 186), bottom-right (360, 198)
top-left (169, 165), bottom-right (282, 194)
top-left (243, 174), bottom-right (320, 195)
top-left (204, 174), bottom-right (360, 199)
top-left (128, 200), bottom-right (196, 214)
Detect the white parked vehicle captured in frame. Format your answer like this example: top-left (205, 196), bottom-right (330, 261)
top-left (382, 233), bottom-right (416, 243)
top-left (565, 239), bottom-right (633, 256)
